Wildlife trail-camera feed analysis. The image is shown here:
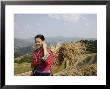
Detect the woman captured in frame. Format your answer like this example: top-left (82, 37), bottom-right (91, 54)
top-left (31, 34), bottom-right (54, 76)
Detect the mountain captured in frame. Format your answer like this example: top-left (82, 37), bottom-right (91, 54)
top-left (14, 38), bottom-right (34, 58)
top-left (14, 37), bottom-right (96, 58)
top-left (15, 37), bottom-right (96, 47)
top-left (14, 38), bottom-right (34, 48)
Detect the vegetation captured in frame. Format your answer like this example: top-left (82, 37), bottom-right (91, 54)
top-left (79, 40), bottom-right (97, 53)
top-left (14, 40), bottom-right (97, 76)
top-left (14, 54), bottom-right (32, 64)
top-left (51, 40), bottom-right (97, 76)
top-left (14, 46), bottom-right (33, 58)
top-left (14, 63), bottom-right (31, 75)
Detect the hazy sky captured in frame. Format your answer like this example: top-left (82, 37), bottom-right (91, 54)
top-left (14, 14), bottom-right (97, 39)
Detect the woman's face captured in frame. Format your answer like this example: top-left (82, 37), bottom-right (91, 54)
top-left (35, 38), bottom-right (43, 49)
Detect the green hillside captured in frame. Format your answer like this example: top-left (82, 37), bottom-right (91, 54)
top-left (14, 40), bottom-right (97, 76)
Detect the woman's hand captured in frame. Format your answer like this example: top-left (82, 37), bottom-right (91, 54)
top-left (43, 41), bottom-right (48, 56)
top-left (42, 41), bottom-right (49, 61)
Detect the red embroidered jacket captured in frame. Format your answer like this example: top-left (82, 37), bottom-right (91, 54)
top-left (31, 48), bottom-right (54, 73)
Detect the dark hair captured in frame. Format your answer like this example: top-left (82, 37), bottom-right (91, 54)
top-left (35, 34), bottom-right (45, 41)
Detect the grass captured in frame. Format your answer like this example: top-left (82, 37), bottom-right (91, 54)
top-left (76, 53), bottom-right (97, 69)
top-left (14, 62), bottom-right (31, 75)
top-left (51, 59), bottom-right (66, 74)
top-left (52, 53), bottom-right (97, 75)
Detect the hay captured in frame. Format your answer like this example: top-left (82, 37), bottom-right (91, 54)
top-left (52, 41), bottom-right (97, 76)
top-left (55, 41), bottom-right (86, 66)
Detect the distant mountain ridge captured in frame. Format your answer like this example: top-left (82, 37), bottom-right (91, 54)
top-left (14, 37), bottom-right (96, 58)
top-left (15, 37), bottom-right (96, 48)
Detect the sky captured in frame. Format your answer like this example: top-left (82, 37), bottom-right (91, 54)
top-left (14, 14), bottom-right (97, 39)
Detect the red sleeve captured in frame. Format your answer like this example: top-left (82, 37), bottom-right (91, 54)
top-left (31, 50), bottom-right (41, 68)
top-left (45, 51), bottom-right (54, 65)
top-left (31, 53), bottom-right (36, 68)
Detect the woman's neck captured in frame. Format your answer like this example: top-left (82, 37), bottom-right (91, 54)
top-left (37, 47), bottom-right (43, 51)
